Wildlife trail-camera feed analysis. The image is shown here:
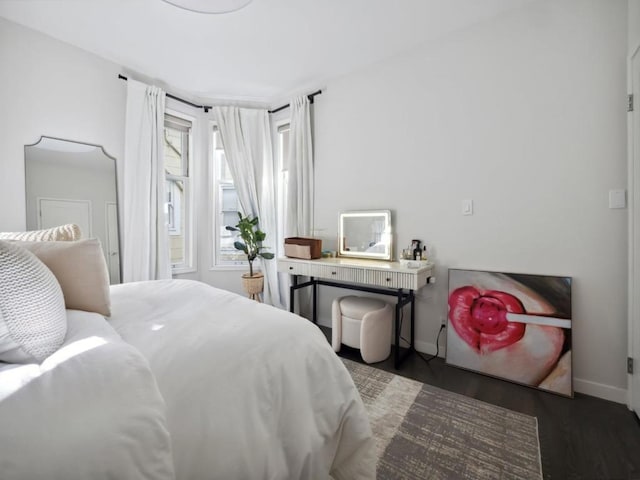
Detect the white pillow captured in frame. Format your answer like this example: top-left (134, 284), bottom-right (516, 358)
top-left (0, 240), bottom-right (67, 364)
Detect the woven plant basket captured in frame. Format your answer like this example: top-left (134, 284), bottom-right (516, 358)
top-left (242, 273), bottom-right (264, 295)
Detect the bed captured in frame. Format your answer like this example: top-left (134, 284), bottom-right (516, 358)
top-left (0, 238), bottom-right (375, 480)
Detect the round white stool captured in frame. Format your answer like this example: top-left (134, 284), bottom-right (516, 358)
top-left (331, 295), bottom-right (393, 364)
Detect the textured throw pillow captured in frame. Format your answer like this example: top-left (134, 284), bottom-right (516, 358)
top-left (15, 239), bottom-right (111, 317)
top-left (0, 224), bottom-right (81, 242)
top-left (0, 240), bottom-right (67, 363)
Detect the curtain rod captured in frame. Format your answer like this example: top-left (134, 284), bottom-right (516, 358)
top-left (118, 74), bottom-right (212, 113)
top-left (268, 90), bottom-right (322, 114)
top-left (118, 74), bottom-right (321, 114)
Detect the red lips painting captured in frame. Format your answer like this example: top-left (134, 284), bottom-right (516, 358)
top-left (446, 270), bottom-right (572, 397)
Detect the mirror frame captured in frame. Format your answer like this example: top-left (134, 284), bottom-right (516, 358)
top-left (24, 135), bottom-right (122, 283)
top-left (338, 210), bottom-right (393, 261)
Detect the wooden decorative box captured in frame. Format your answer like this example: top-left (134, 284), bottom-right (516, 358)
top-left (284, 237), bottom-right (322, 259)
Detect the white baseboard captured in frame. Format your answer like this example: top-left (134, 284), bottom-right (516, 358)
top-left (415, 342), bottom-right (627, 404)
top-left (573, 378), bottom-right (627, 404)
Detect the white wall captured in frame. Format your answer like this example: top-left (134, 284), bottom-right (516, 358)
top-left (0, 18), bottom-right (247, 293)
top-left (630, 0), bottom-right (640, 54)
top-left (0, 17), bottom-right (125, 231)
top-left (313, 0), bottom-right (629, 402)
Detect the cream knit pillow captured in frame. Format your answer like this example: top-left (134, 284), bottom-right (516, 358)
top-left (0, 240), bottom-right (67, 363)
top-left (0, 224), bottom-right (81, 242)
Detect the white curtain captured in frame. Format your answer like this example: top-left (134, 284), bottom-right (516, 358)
top-left (280, 96), bottom-right (314, 313)
top-left (215, 106), bottom-right (282, 308)
top-left (285, 96), bottom-right (314, 237)
top-left (122, 79), bottom-right (171, 282)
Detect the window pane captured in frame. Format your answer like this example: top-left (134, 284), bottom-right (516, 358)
top-left (163, 112), bottom-right (192, 272)
top-left (219, 208), bottom-right (245, 263)
top-left (218, 185), bottom-right (244, 264)
top-left (281, 128), bottom-right (290, 171)
top-left (164, 127), bottom-right (188, 176)
top-left (221, 186), bottom-right (238, 212)
top-left (219, 152), bottom-right (234, 183)
top-left (277, 124), bottom-right (290, 257)
top-left (222, 210), bottom-right (238, 230)
top-left (166, 178), bottom-right (186, 266)
top-left (213, 127), bottom-right (246, 266)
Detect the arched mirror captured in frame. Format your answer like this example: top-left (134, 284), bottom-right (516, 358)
top-left (25, 136), bottom-right (121, 284)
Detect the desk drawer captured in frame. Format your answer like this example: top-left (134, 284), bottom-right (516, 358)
top-left (308, 265), bottom-right (415, 289)
top-left (351, 270), bottom-right (422, 290)
top-left (278, 260), bottom-right (309, 276)
top-left (308, 263), bottom-right (357, 282)
top-left (364, 271), bottom-right (417, 290)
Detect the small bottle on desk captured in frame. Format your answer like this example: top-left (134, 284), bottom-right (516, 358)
top-left (412, 240), bottom-right (421, 260)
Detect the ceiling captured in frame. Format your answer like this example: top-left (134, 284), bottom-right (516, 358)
top-left (0, 0), bottom-right (534, 106)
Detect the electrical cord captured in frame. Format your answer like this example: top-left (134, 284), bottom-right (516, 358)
top-left (398, 307), bottom-right (446, 364)
top-left (416, 324), bottom-right (445, 364)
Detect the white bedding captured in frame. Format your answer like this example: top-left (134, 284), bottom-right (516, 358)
top-left (0, 310), bottom-right (175, 480)
top-left (109, 279), bottom-right (375, 480)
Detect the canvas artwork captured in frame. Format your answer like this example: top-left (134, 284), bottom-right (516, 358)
top-left (446, 269), bottom-right (573, 397)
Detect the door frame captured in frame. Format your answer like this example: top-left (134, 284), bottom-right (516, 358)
top-left (105, 201), bottom-right (120, 284)
top-left (628, 42), bottom-right (640, 413)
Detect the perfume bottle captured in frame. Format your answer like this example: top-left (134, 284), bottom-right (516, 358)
top-left (412, 240), bottom-right (421, 260)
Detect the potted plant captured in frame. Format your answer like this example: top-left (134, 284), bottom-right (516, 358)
top-left (225, 212), bottom-right (274, 301)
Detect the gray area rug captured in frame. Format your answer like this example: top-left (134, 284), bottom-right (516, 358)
top-left (342, 358), bottom-right (543, 480)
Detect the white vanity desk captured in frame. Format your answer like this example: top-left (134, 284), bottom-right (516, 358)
top-left (277, 257), bottom-right (434, 368)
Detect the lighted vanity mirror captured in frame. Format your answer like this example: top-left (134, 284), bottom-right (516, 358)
top-left (339, 210), bottom-right (392, 261)
top-left (25, 136), bottom-right (121, 284)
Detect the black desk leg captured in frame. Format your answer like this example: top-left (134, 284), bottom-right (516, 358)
top-left (410, 290), bottom-right (415, 350)
top-left (312, 277), bottom-right (317, 323)
top-left (289, 275), bottom-right (298, 313)
top-left (394, 290), bottom-right (402, 369)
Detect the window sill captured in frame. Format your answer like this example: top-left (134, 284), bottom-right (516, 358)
top-left (209, 265), bottom-right (250, 272)
top-left (172, 266), bottom-right (197, 275)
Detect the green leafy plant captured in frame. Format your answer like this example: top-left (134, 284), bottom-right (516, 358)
top-left (225, 212), bottom-right (274, 277)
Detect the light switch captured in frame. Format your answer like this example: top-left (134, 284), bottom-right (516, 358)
top-left (462, 199), bottom-right (473, 216)
top-left (609, 189), bottom-right (626, 209)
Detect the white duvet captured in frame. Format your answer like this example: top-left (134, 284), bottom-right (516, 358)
top-left (108, 279), bottom-right (375, 480)
top-left (0, 310), bottom-right (175, 480)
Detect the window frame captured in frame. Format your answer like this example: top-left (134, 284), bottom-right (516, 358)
top-left (164, 109), bottom-right (195, 274)
top-left (275, 121), bottom-right (290, 259)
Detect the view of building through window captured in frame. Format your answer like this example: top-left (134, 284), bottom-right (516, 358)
top-left (277, 123), bottom-right (290, 257)
top-left (212, 127), bottom-right (246, 265)
top-left (209, 122), bottom-right (291, 267)
top-left (164, 113), bottom-right (192, 270)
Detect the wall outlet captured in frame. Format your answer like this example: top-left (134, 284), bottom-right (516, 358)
top-left (440, 316), bottom-right (447, 326)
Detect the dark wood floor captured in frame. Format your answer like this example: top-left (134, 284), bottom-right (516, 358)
top-left (319, 327), bottom-right (640, 480)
